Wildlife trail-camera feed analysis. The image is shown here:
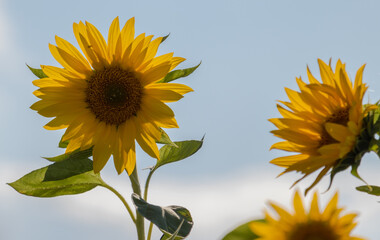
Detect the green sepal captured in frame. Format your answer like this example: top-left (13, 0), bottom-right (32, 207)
top-left (327, 106), bottom-right (377, 191)
top-left (43, 147), bottom-right (93, 162)
top-left (27, 65), bottom-right (47, 79)
top-left (369, 139), bottom-right (380, 153)
top-left (159, 62), bottom-right (201, 83)
top-left (8, 157), bottom-right (103, 197)
top-left (156, 128), bottom-right (178, 147)
top-left (154, 137), bottom-right (204, 171)
top-left (221, 220), bottom-right (264, 240)
top-left (132, 193), bottom-right (193, 239)
top-left (328, 151), bottom-right (364, 191)
top-left (161, 33), bottom-right (170, 43)
top-left (58, 137), bottom-right (69, 148)
top-left (356, 185), bottom-right (380, 195)
top-left (368, 104), bottom-right (380, 154)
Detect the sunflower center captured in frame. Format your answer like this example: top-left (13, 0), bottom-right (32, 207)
top-left (319, 107), bottom-right (350, 146)
top-left (86, 67), bottom-right (143, 125)
top-left (287, 221), bottom-right (339, 240)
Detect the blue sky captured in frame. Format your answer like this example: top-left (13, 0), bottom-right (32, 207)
top-left (2, 0), bottom-right (380, 239)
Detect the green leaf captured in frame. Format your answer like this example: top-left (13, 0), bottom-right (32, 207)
top-left (161, 219), bottom-right (185, 240)
top-left (156, 128), bottom-right (178, 147)
top-left (43, 153), bottom-right (94, 181)
top-left (8, 157), bottom-right (103, 198)
top-left (159, 62), bottom-right (201, 83)
top-left (132, 193), bottom-right (193, 238)
top-left (44, 147), bottom-right (93, 163)
top-left (154, 137), bottom-right (204, 170)
top-left (356, 185), bottom-right (380, 195)
top-left (27, 65), bottom-right (47, 79)
top-left (221, 220), bottom-right (264, 240)
top-left (58, 137), bottom-right (69, 148)
top-left (161, 33), bottom-right (170, 43)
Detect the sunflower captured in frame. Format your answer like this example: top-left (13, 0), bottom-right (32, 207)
top-left (250, 191), bottom-right (366, 240)
top-left (269, 59), bottom-right (372, 193)
top-left (31, 17), bottom-right (193, 174)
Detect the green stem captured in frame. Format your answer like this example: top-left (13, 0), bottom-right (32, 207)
top-left (143, 168), bottom-right (155, 201)
top-left (144, 168), bottom-right (156, 240)
top-left (101, 181), bottom-right (136, 223)
top-left (144, 168), bottom-right (156, 239)
top-left (147, 222), bottom-right (154, 240)
top-left (130, 169), bottom-right (145, 240)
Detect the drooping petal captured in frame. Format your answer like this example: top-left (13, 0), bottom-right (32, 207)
top-left (134, 117), bottom-right (160, 159)
top-left (140, 95), bottom-right (178, 128)
top-left (124, 142), bottom-right (136, 175)
top-left (93, 124), bottom-right (114, 173)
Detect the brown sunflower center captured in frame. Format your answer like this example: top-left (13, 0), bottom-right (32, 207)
top-left (319, 107), bottom-right (350, 146)
top-left (86, 67), bottom-right (143, 125)
top-left (287, 221), bottom-right (339, 240)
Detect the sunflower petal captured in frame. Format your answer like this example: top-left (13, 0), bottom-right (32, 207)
top-left (140, 62), bottom-right (171, 86)
top-left (121, 17), bottom-right (135, 52)
top-left (140, 96), bottom-right (178, 128)
top-left (125, 142), bottom-right (136, 175)
top-left (107, 17), bottom-right (120, 60)
top-left (134, 118), bottom-right (160, 159)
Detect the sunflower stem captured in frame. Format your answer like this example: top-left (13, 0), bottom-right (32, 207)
top-left (144, 168), bottom-right (156, 239)
top-left (129, 168), bottom-right (145, 240)
top-left (100, 181), bottom-right (136, 223)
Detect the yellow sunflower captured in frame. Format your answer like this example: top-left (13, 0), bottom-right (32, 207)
top-left (31, 17), bottom-right (193, 174)
top-left (250, 191), bottom-right (366, 240)
top-left (270, 59), bottom-right (372, 193)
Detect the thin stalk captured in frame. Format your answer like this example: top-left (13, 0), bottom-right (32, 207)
top-left (143, 168), bottom-right (155, 201)
top-left (101, 181), bottom-right (136, 223)
top-left (129, 169), bottom-right (145, 240)
top-left (144, 168), bottom-right (156, 239)
top-left (147, 222), bottom-right (154, 240)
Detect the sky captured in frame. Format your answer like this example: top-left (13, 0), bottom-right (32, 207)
top-left (2, 0), bottom-right (380, 239)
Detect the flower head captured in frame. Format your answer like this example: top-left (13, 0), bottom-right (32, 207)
top-left (270, 59), bottom-right (373, 194)
top-left (31, 17), bottom-right (193, 174)
top-left (250, 191), bottom-right (366, 240)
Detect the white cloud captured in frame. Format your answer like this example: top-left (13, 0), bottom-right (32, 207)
top-left (3, 160), bottom-right (379, 239)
